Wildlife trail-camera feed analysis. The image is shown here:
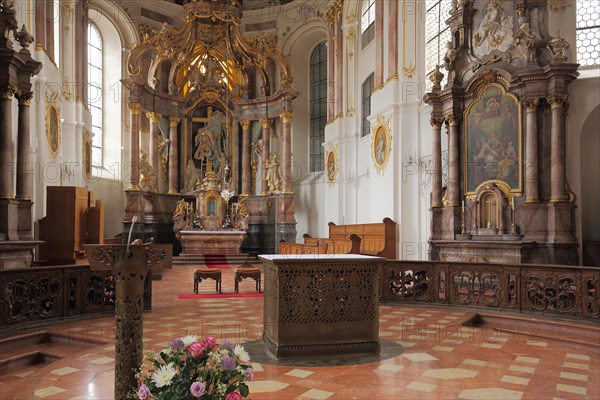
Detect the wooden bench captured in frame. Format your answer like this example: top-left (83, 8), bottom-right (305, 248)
top-left (280, 218), bottom-right (397, 259)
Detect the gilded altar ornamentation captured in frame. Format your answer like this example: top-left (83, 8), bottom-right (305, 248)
top-left (45, 90), bottom-right (61, 161)
top-left (325, 144), bottom-right (338, 185)
top-left (139, 149), bottom-right (156, 192)
top-left (371, 115), bottom-right (392, 175)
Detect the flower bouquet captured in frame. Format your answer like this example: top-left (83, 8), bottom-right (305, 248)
top-left (135, 335), bottom-right (253, 400)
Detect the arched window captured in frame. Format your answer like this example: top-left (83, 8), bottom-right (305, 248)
top-left (87, 22), bottom-right (103, 166)
top-left (86, 10), bottom-right (123, 178)
top-left (576, 0), bottom-right (600, 67)
top-left (425, 0), bottom-right (452, 90)
top-left (310, 41), bottom-right (327, 172)
top-left (361, 73), bottom-right (374, 137)
top-left (361, 0), bottom-right (375, 49)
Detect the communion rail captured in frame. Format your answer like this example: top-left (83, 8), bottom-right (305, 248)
top-left (381, 260), bottom-right (599, 321)
top-left (0, 264), bottom-right (152, 332)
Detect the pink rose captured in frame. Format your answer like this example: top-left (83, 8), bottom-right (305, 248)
top-left (188, 341), bottom-right (204, 358)
top-left (226, 391), bottom-right (242, 400)
top-left (204, 336), bottom-right (217, 349)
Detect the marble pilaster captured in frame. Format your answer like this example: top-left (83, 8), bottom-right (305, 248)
top-left (431, 117), bottom-right (443, 207)
top-left (375, 0), bottom-right (384, 88)
top-left (387, 0), bottom-right (398, 80)
top-left (524, 98), bottom-right (539, 203)
top-left (147, 112), bottom-right (161, 193)
top-left (168, 117), bottom-right (180, 194)
top-left (260, 118), bottom-right (271, 195)
top-left (127, 103), bottom-right (141, 190)
top-left (446, 115), bottom-right (460, 206)
top-left (549, 95), bottom-right (568, 202)
top-left (0, 87), bottom-right (15, 199)
top-left (280, 112), bottom-right (293, 194)
top-left (15, 91), bottom-right (33, 200)
top-left (241, 120), bottom-right (251, 195)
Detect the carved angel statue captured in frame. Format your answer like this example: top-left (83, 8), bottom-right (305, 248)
top-left (547, 30), bottom-right (570, 62)
top-left (231, 198), bottom-right (249, 231)
top-left (139, 148), bottom-right (156, 192)
top-left (473, 0), bottom-right (514, 56)
top-left (266, 154), bottom-right (282, 193)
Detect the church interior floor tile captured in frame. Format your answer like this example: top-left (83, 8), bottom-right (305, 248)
top-left (0, 263), bottom-right (598, 399)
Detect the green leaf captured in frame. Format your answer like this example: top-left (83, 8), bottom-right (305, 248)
top-left (239, 383), bottom-right (249, 397)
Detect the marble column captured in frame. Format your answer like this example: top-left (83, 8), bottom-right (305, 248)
top-left (168, 117), bottom-right (180, 194)
top-left (16, 91), bottom-right (33, 200)
top-left (0, 87), bottom-right (15, 199)
top-left (280, 112), bottom-right (293, 194)
top-left (374, 0), bottom-right (384, 88)
top-left (446, 115), bottom-right (460, 206)
top-left (387, 0), bottom-right (398, 80)
top-left (260, 118), bottom-right (271, 195)
top-left (550, 95), bottom-right (568, 202)
top-left (431, 117), bottom-right (443, 208)
top-left (241, 120), bottom-right (251, 195)
top-left (524, 98), bottom-right (539, 203)
top-left (147, 112), bottom-right (161, 192)
top-left (127, 103), bottom-right (141, 190)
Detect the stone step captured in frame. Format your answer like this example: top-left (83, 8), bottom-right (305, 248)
top-left (0, 332), bottom-right (106, 376)
top-left (173, 253), bottom-right (260, 266)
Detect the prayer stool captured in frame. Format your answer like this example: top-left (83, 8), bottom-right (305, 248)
top-left (234, 262), bottom-right (261, 293)
top-left (194, 269), bottom-right (222, 293)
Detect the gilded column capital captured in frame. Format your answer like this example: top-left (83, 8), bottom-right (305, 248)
top-left (15, 91), bottom-right (34, 106)
top-left (549, 94), bottom-right (568, 110)
top-left (430, 117), bottom-right (443, 129)
top-left (146, 112), bottom-right (162, 123)
top-left (524, 98), bottom-right (540, 113)
top-left (0, 85), bottom-right (17, 100)
top-left (260, 118), bottom-right (271, 128)
top-left (445, 114), bottom-right (461, 127)
top-left (128, 102), bottom-right (142, 115)
top-left (280, 112), bottom-right (293, 124)
top-left (240, 119), bottom-right (251, 129)
top-left (169, 116), bottom-right (180, 126)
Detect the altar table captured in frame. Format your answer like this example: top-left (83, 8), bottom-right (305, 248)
top-left (177, 230), bottom-right (246, 255)
top-left (259, 254), bottom-right (385, 358)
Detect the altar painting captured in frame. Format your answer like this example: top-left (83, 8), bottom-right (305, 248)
top-left (464, 84), bottom-right (521, 194)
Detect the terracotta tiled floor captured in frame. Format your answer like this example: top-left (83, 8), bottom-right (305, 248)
top-left (1, 263), bottom-right (599, 399)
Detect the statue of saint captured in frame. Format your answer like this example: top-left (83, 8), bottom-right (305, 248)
top-left (266, 154), bottom-right (282, 193)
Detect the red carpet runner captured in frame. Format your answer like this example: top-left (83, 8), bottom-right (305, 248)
top-left (178, 293), bottom-right (264, 299)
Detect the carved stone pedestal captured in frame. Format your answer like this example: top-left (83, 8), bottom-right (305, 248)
top-left (85, 244), bottom-right (171, 399)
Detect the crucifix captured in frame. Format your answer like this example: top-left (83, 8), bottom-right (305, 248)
top-left (485, 196), bottom-right (496, 229)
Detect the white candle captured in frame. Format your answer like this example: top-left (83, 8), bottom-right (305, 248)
top-left (512, 197), bottom-right (515, 211)
top-left (462, 200), bottom-right (465, 212)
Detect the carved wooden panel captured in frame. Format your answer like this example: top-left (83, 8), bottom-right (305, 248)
top-left (521, 269), bottom-right (580, 316)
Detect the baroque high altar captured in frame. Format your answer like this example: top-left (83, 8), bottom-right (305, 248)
top-left (121, 0), bottom-right (297, 255)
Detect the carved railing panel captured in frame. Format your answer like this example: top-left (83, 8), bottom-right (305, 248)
top-left (521, 270), bottom-right (580, 316)
top-left (0, 265), bottom-right (153, 331)
top-left (383, 261), bottom-right (598, 322)
top-left (582, 271), bottom-right (599, 319)
top-left (383, 263), bottom-right (436, 303)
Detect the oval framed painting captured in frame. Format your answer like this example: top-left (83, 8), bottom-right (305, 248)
top-left (46, 102), bottom-right (60, 160)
